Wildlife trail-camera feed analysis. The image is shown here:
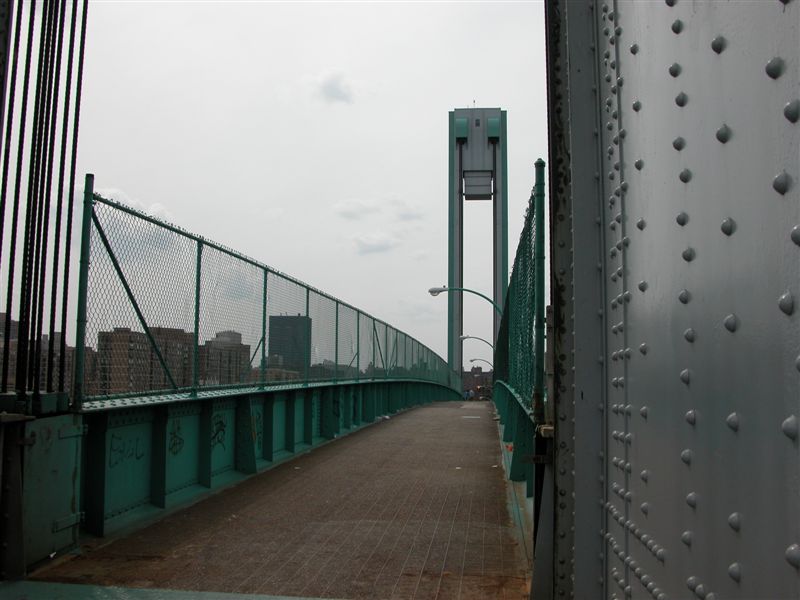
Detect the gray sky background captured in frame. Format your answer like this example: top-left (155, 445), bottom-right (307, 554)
top-left (76, 0), bottom-right (547, 369)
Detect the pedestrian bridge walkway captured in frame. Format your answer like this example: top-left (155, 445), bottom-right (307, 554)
top-left (11, 401), bottom-right (530, 600)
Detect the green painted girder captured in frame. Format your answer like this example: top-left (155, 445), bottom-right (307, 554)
top-left (0, 581), bottom-right (343, 600)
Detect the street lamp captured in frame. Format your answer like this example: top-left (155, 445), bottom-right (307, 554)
top-left (469, 358), bottom-right (494, 369)
top-left (427, 285), bottom-right (503, 315)
top-left (460, 334), bottom-right (494, 350)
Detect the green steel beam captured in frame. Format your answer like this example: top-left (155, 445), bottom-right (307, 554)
top-left (193, 241), bottom-right (202, 393)
top-left (72, 174), bottom-right (94, 409)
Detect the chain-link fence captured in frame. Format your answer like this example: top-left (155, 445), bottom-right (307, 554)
top-left (494, 159), bottom-right (546, 417)
top-left (74, 188), bottom-right (459, 403)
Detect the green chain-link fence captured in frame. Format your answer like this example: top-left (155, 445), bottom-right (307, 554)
top-left (494, 158), bottom-right (546, 420)
top-left (73, 178), bottom-right (459, 405)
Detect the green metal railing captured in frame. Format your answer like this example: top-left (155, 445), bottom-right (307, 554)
top-left (73, 175), bottom-right (459, 408)
top-left (493, 158), bottom-right (546, 489)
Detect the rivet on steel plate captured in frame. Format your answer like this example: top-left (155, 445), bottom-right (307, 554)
top-left (773, 171), bottom-right (791, 195)
top-left (638, 281), bottom-right (648, 292)
top-left (669, 63), bottom-right (681, 77)
top-left (641, 469), bottom-right (649, 482)
top-left (781, 415), bottom-right (798, 441)
top-left (640, 406), bottom-right (648, 418)
top-left (785, 100), bottom-right (800, 123)
top-left (711, 36), bottom-right (726, 54)
top-left (728, 512), bottom-right (742, 531)
top-left (681, 449), bottom-right (693, 465)
top-left (671, 19), bottom-right (683, 33)
top-left (679, 168), bottom-right (692, 183)
top-left (726, 412), bottom-right (740, 432)
top-left (615, 26), bottom-right (622, 37)
top-left (673, 137), bottom-right (686, 151)
top-left (680, 369), bottom-right (690, 384)
top-left (636, 218), bottom-right (646, 230)
top-left (676, 211), bottom-right (689, 225)
top-left (675, 92), bottom-right (688, 107)
top-left (727, 562), bottom-right (741, 583)
top-left (635, 159), bottom-right (644, 171)
top-left (679, 289), bottom-right (691, 304)
top-left (721, 218), bottom-right (736, 236)
top-left (606, 74), bottom-right (613, 83)
top-left (724, 314), bottom-right (738, 332)
top-left (639, 343), bottom-right (648, 355)
top-left (656, 548), bottom-right (666, 562)
top-left (681, 530), bottom-right (693, 546)
top-left (778, 291), bottom-right (794, 315)
top-left (786, 544), bottom-right (800, 569)
top-left (630, 43), bottom-right (639, 55)
top-left (716, 124), bottom-right (732, 143)
top-left (695, 584), bottom-right (706, 598)
top-left (765, 57), bottom-right (784, 79)
top-left (687, 576), bottom-right (699, 591)
top-left (665, 0), bottom-right (676, 6)
top-left (685, 409), bottom-right (696, 425)
top-left (686, 492), bottom-right (697, 508)
top-left (633, 100), bottom-right (642, 112)
top-left (791, 225), bottom-right (800, 246)
top-left (684, 328), bottom-right (696, 342)
top-left (617, 77), bottom-right (624, 87)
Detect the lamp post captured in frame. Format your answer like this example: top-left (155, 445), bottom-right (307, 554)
top-left (460, 334), bottom-right (494, 350)
top-left (469, 358), bottom-right (494, 370)
top-left (428, 285), bottom-right (503, 315)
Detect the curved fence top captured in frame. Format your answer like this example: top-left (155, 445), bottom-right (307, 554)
top-left (75, 188), bottom-right (459, 407)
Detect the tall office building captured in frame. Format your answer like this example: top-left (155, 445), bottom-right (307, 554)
top-left (268, 315), bottom-right (311, 374)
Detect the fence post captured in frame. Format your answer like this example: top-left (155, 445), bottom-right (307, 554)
top-left (355, 310), bottom-right (360, 382)
top-left (533, 158), bottom-right (546, 422)
top-left (334, 300), bottom-right (339, 382)
top-left (72, 174), bottom-right (94, 409)
top-left (193, 241), bottom-right (202, 393)
top-left (261, 268), bottom-right (267, 385)
top-left (304, 287), bottom-right (310, 384)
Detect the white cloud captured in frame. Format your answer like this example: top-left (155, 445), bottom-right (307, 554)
top-left (352, 231), bottom-right (399, 255)
top-left (331, 198), bottom-right (380, 220)
top-left (95, 187), bottom-right (174, 222)
top-left (389, 198), bottom-right (425, 222)
top-left (317, 73), bottom-right (353, 104)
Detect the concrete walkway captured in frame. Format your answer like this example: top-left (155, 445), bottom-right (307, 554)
top-left (32, 401), bottom-right (530, 600)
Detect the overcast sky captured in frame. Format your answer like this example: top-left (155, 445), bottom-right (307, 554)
top-left (76, 0), bottom-right (547, 369)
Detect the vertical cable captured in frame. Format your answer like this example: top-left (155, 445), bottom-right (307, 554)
top-left (40, 0), bottom-right (67, 392)
top-left (59, 0), bottom-right (88, 392)
top-left (3, 0), bottom-right (36, 393)
top-left (30, 0), bottom-right (60, 392)
top-left (16, 0), bottom-right (50, 391)
top-left (0, 0), bottom-right (24, 277)
top-left (50, 0), bottom-right (77, 392)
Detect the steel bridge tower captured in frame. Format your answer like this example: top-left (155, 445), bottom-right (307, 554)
top-left (447, 108), bottom-right (508, 371)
